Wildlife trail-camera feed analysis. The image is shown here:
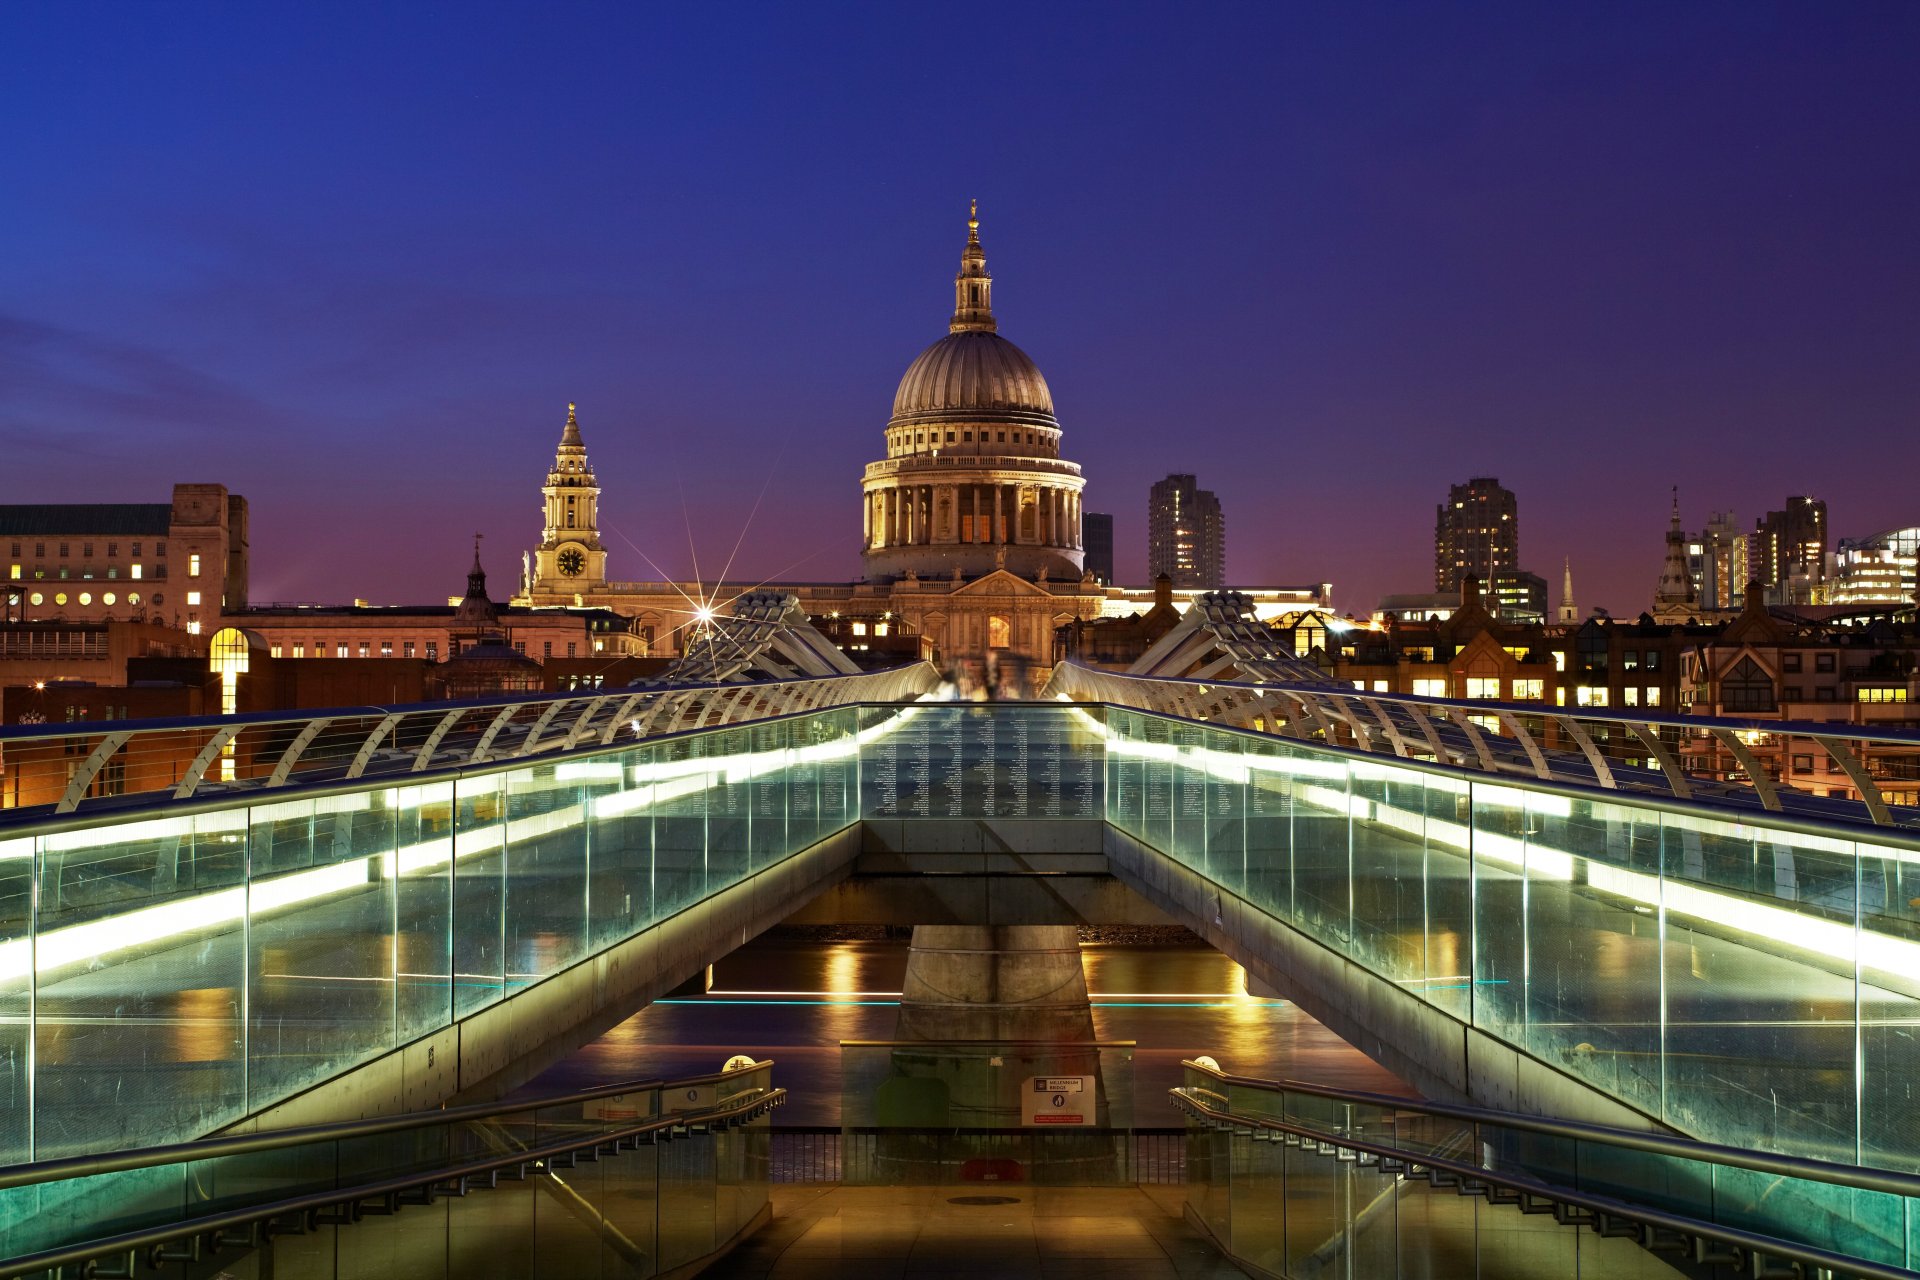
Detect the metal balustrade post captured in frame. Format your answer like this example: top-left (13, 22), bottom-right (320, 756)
top-left (1552, 715), bottom-right (1617, 790)
top-left (468, 705), bottom-right (523, 764)
top-left (1625, 722), bottom-right (1694, 802)
top-left (1705, 728), bottom-right (1783, 813)
top-left (1495, 712), bottom-right (1552, 780)
top-left (56, 731), bottom-right (133, 813)
top-left (344, 714), bottom-right (406, 779)
top-left (270, 718), bottom-right (336, 786)
top-left (518, 698), bottom-right (577, 755)
top-left (1812, 735), bottom-right (1892, 826)
top-left (412, 709), bottom-right (467, 771)
top-left (173, 726), bottom-right (242, 799)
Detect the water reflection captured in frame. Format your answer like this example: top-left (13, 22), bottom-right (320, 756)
top-left (524, 940), bottom-right (1410, 1123)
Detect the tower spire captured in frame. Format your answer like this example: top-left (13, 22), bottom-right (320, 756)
top-left (1654, 486), bottom-right (1696, 615)
top-left (951, 200), bottom-right (995, 334)
top-left (562, 401), bottom-right (583, 447)
top-left (1558, 556), bottom-right (1579, 625)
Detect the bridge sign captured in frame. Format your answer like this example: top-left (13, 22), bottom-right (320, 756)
top-left (1021, 1075), bottom-right (1094, 1126)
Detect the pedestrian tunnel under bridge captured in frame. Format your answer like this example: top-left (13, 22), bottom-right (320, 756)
top-left (3, 659), bottom-right (1920, 1274)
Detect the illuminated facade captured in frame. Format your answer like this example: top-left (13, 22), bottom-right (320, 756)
top-left (1753, 495), bottom-right (1828, 605)
top-left (528, 403), bottom-right (608, 595)
top-left (1146, 474), bottom-right (1224, 589)
top-left (513, 208), bottom-right (1110, 686)
top-left (1, 484), bottom-right (247, 637)
top-left (1828, 527), bottom-right (1920, 606)
top-left (1434, 477), bottom-right (1517, 592)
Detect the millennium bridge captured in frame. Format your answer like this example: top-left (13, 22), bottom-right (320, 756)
top-left (1, 595), bottom-right (1918, 1279)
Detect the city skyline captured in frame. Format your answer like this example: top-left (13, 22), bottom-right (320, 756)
top-left (4, 5), bottom-right (1917, 618)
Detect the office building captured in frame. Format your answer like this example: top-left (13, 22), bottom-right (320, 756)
top-left (1147, 474), bottom-right (1225, 589)
top-left (1434, 477), bottom-right (1518, 592)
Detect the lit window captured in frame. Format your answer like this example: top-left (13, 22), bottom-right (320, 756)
top-left (1412, 679), bottom-right (1446, 698)
top-left (380, 641), bottom-right (393, 657)
top-left (270, 645), bottom-right (283, 658)
top-left (358, 643), bottom-right (370, 658)
top-left (102, 592), bottom-right (115, 606)
top-left (187, 620), bottom-right (201, 636)
top-left (1576, 687), bottom-right (1609, 707)
top-left (1465, 677), bottom-right (1501, 699)
top-left (1623, 687), bottom-right (1639, 707)
top-left (851, 622), bottom-right (867, 636)
top-left (336, 644), bottom-right (348, 658)
top-left (185, 591), bottom-right (201, 606)
top-left (1645, 687), bottom-right (1660, 706)
top-left (1552, 652), bottom-right (1566, 672)
top-left (1858, 688), bottom-right (1909, 704)
top-left (131, 564), bottom-right (142, 579)
top-left (426, 642), bottom-right (438, 660)
top-left (78, 592), bottom-right (92, 606)
top-left (29, 592), bottom-right (42, 606)
top-left (189, 553), bottom-right (201, 577)
top-left (1372, 679), bottom-right (1389, 692)
top-left (293, 644), bottom-right (304, 658)
top-left (1512, 679), bottom-right (1543, 701)
top-left (127, 592), bottom-right (139, 605)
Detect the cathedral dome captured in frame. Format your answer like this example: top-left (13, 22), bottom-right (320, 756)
top-left (890, 330), bottom-right (1055, 425)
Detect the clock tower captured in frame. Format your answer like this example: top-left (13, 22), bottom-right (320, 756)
top-left (531, 402), bottom-right (608, 593)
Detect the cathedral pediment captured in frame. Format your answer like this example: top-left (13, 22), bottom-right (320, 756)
top-left (948, 570), bottom-right (1058, 598)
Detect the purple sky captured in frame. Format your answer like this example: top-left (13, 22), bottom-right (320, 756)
top-left (3, 4), bottom-right (1916, 617)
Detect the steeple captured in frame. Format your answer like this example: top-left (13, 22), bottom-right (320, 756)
top-left (527, 401), bottom-right (608, 596)
top-left (1558, 557), bottom-right (1580, 625)
top-left (453, 534), bottom-right (502, 635)
top-left (1654, 486), bottom-right (1697, 616)
top-left (950, 199), bottom-right (996, 334)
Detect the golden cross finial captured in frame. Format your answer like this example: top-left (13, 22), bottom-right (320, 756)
top-left (969, 198), bottom-right (978, 228)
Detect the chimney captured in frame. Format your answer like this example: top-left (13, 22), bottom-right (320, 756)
top-left (1154, 572), bottom-right (1173, 610)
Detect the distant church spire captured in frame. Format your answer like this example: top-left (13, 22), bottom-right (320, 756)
top-left (561, 401), bottom-right (583, 447)
top-left (1654, 485), bottom-right (1697, 616)
top-left (1558, 557), bottom-right (1580, 625)
top-left (950, 200), bottom-right (996, 334)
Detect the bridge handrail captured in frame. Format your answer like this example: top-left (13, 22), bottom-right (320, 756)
top-left (1178, 1059), bottom-right (1920, 1200)
top-left (0, 662), bottom-right (938, 821)
top-left (1049, 659), bottom-right (1920, 830)
top-left (1171, 1083), bottom-right (1920, 1280)
top-left (0, 1068), bottom-right (784, 1280)
top-left (0, 1056), bottom-right (772, 1192)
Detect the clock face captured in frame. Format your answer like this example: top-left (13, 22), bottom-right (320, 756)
top-left (557, 547), bottom-right (586, 577)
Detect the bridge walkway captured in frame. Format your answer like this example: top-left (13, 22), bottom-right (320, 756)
top-left (705, 1184), bottom-right (1246, 1280)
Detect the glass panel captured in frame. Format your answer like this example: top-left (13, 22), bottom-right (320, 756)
top-left (452, 775), bottom-right (507, 1019)
top-left (1290, 750), bottom-right (1350, 947)
top-left (35, 810), bottom-right (248, 1157)
top-left (504, 762), bottom-right (588, 993)
top-left (395, 781), bottom-right (454, 1043)
top-left (1470, 784), bottom-right (1529, 1044)
top-left (1422, 773), bottom-right (1474, 1020)
top-left (247, 791), bottom-right (397, 1108)
top-left (587, 751), bottom-right (651, 951)
top-left (0, 837), bottom-right (31, 1165)
top-left (1349, 760), bottom-right (1422, 987)
top-left (653, 735), bottom-right (709, 920)
top-left (1242, 736), bottom-right (1292, 923)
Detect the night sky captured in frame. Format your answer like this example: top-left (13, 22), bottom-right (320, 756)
top-left (3, 4), bottom-right (1916, 618)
